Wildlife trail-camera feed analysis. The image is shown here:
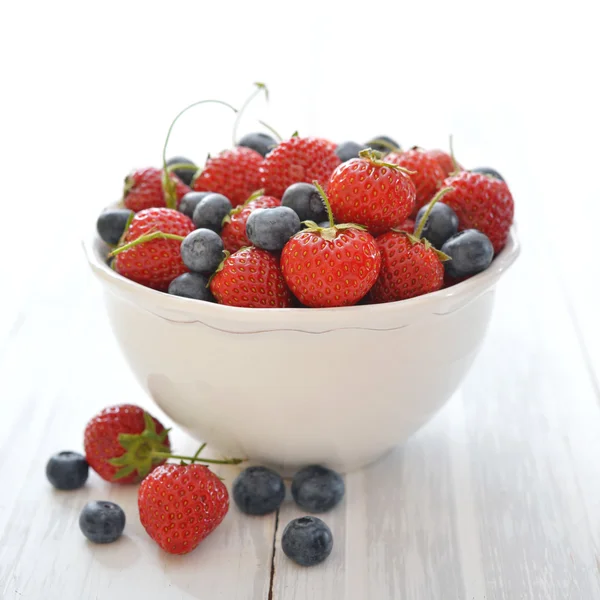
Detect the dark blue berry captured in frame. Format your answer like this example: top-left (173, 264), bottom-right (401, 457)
top-left (168, 273), bottom-right (214, 301)
top-left (281, 183), bottom-right (328, 223)
top-left (166, 156), bottom-right (197, 186)
top-left (282, 516), bottom-right (333, 566)
top-left (179, 191), bottom-right (210, 219)
top-left (180, 229), bottom-right (224, 273)
top-left (471, 167), bottom-right (505, 182)
top-left (246, 207), bottom-right (301, 252)
top-left (192, 193), bottom-right (233, 233)
top-left (79, 501), bottom-right (126, 543)
top-left (335, 141), bottom-right (367, 162)
top-left (414, 202), bottom-right (459, 249)
top-left (365, 135), bottom-right (400, 154)
top-left (238, 132), bottom-right (278, 157)
top-left (46, 451), bottom-right (89, 490)
top-left (441, 229), bottom-right (494, 278)
top-left (233, 466), bottom-right (285, 515)
top-left (291, 465), bottom-right (345, 513)
top-left (96, 209), bottom-right (133, 245)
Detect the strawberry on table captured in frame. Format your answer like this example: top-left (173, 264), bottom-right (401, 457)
top-left (123, 167), bottom-right (190, 212)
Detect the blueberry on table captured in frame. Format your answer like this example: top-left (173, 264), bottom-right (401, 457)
top-left (96, 209), bottom-right (133, 245)
top-left (179, 191), bottom-right (210, 219)
top-left (281, 182), bottom-right (328, 223)
top-left (192, 193), bottom-right (233, 233)
top-left (365, 135), bottom-right (400, 154)
top-left (414, 202), bottom-right (459, 249)
top-left (441, 229), bottom-right (494, 278)
top-left (335, 141), bottom-right (367, 162)
top-left (282, 516), bottom-right (333, 566)
top-left (46, 451), bottom-right (89, 490)
top-left (291, 465), bottom-right (345, 513)
top-left (180, 229), bottom-right (224, 273)
top-left (246, 207), bottom-right (301, 252)
top-left (238, 132), bottom-right (278, 157)
top-left (233, 466), bottom-right (285, 515)
top-left (166, 155), bottom-right (197, 186)
top-left (168, 272), bottom-right (214, 301)
top-left (471, 166), bottom-right (505, 182)
top-left (79, 501), bottom-right (126, 543)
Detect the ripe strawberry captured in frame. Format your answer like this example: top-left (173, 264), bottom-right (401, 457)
top-left (84, 405), bottom-right (171, 484)
top-left (193, 147), bottom-right (263, 207)
top-left (123, 167), bottom-right (190, 212)
top-left (440, 171), bottom-right (514, 253)
top-left (399, 218), bottom-right (415, 234)
top-left (138, 463), bottom-right (229, 555)
top-left (386, 149), bottom-right (446, 215)
top-left (113, 208), bottom-right (194, 291)
top-left (210, 247), bottom-right (292, 308)
top-left (260, 137), bottom-right (341, 198)
top-left (327, 149), bottom-right (416, 236)
top-left (221, 194), bottom-right (280, 254)
top-left (425, 149), bottom-right (460, 177)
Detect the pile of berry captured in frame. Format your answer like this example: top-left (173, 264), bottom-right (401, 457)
top-left (97, 90), bottom-right (514, 309)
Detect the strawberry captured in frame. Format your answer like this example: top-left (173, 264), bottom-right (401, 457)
top-left (281, 183), bottom-right (381, 307)
top-left (385, 149), bottom-right (446, 215)
top-left (112, 207), bottom-right (194, 291)
top-left (425, 149), bottom-right (460, 177)
top-left (221, 193), bottom-right (280, 254)
top-left (123, 167), bottom-right (190, 212)
top-left (84, 405), bottom-right (171, 484)
top-left (327, 149), bottom-right (416, 236)
top-left (210, 247), bottom-right (292, 308)
top-left (138, 463), bottom-right (229, 555)
top-left (260, 136), bottom-right (341, 199)
top-left (399, 218), bottom-right (415, 234)
top-left (440, 171), bottom-right (514, 253)
top-left (193, 147), bottom-right (263, 207)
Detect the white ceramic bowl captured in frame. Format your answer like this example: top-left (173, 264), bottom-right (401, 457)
top-left (84, 228), bottom-right (519, 473)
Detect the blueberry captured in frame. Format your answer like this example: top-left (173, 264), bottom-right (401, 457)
top-left (365, 135), bottom-right (400, 154)
top-left (168, 272), bottom-right (214, 301)
top-left (179, 191), bottom-right (210, 219)
top-left (441, 229), bottom-right (494, 278)
top-left (281, 183), bottom-right (328, 223)
top-left (281, 516), bottom-right (333, 566)
top-left (192, 193), bottom-right (232, 233)
top-left (79, 501), bottom-right (126, 544)
top-left (414, 202), bottom-right (459, 249)
top-left (238, 132), bottom-right (278, 157)
top-left (246, 207), bottom-right (301, 252)
top-left (180, 229), bottom-right (224, 273)
top-left (233, 466), bottom-right (285, 515)
top-left (166, 156), bottom-right (197, 186)
top-left (291, 465), bottom-right (345, 513)
top-left (335, 141), bottom-right (367, 162)
top-left (471, 167), bottom-right (505, 182)
top-left (96, 209), bottom-right (133, 245)
top-left (46, 451), bottom-right (89, 490)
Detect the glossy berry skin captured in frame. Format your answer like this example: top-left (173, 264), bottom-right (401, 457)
top-left (291, 465), bottom-right (344, 513)
top-left (84, 404), bottom-right (170, 484)
top-left (79, 501), bottom-right (126, 544)
top-left (282, 517), bottom-right (333, 567)
top-left (168, 272), bottom-right (214, 302)
top-left (166, 156), bottom-right (197, 186)
top-left (114, 208), bottom-right (195, 291)
top-left (246, 207), bottom-right (301, 251)
top-left (193, 147), bottom-right (263, 207)
top-left (370, 232), bottom-right (444, 303)
top-left (471, 166), bottom-right (505, 182)
top-left (260, 137), bottom-right (341, 199)
top-left (123, 167), bottom-right (190, 212)
top-left (138, 464), bottom-right (229, 555)
top-left (426, 149), bottom-right (458, 177)
top-left (281, 227), bottom-right (381, 308)
top-left (238, 132), bottom-right (277, 157)
top-left (386, 150), bottom-right (446, 215)
top-left (441, 229), bottom-right (494, 278)
top-left (180, 229), bottom-right (224, 274)
top-left (327, 158), bottom-right (416, 236)
top-left (335, 141), bottom-right (366, 162)
top-left (46, 451), bottom-right (89, 490)
top-left (281, 182), bottom-right (328, 223)
top-left (441, 171), bottom-right (514, 253)
top-left (365, 135), bottom-right (400, 154)
top-left (221, 195), bottom-right (280, 254)
top-left (232, 466), bottom-right (285, 515)
top-left (192, 193), bottom-right (232, 233)
top-left (414, 202), bottom-right (459, 249)
top-left (210, 247), bottom-right (293, 308)
top-left (179, 191), bottom-right (210, 219)
top-left (399, 218), bottom-right (415, 234)
top-left (97, 209), bottom-right (133, 245)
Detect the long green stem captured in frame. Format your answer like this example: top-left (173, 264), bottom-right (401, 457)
top-left (258, 119), bottom-right (283, 142)
top-left (153, 452), bottom-right (243, 466)
top-left (414, 187), bottom-right (454, 239)
top-left (192, 443), bottom-right (207, 461)
top-left (232, 83), bottom-right (268, 146)
top-left (312, 180), bottom-right (335, 227)
top-left (109, 231), bottom-right (185, 257)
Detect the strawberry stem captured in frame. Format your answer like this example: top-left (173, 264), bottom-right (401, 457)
top-left (109, 231), bottom-right (185, 257)
top-left (359, 148), bottom-right (415, 175)
top-left (257, 119), bottom-right (283, 142)
top-left (366, 137), bottom-right (401, 153)
top-left (312, 180), bottom-right (335, 228)
top-left (232, 82), bottom-right (281, 146)
top-left (449, 134), bottom-right (460, 176)
top-left (152, 453), bottom-right (243, 465)
top-left (414, 187), bottom-right (454, 239)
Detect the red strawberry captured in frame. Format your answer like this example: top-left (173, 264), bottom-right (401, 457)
top-left (138, 463), bottom-right (229, 555)
top-left (399, 218), bottom-right (415, 234)
top-left (260, 136), bottom-right (341, 198)
top-left (210, 247), bottom-right (292, 308)
top-left (425, 149), bottom-right (460, 177)
top-left (123, 167), bottom-right (190, 212)
top-left (113, 207), bottom-right (194, 291)
top-left (386, 149), bottom-right (446, 215)
top-left (440, 171), bottom-right (514, 253)
top-left (327, 149), bottom-right (416, 236)
top-left (221, 194), bottom-right (280, 254)
top-left (193, 147), bottom-right (263, 207)
top-left (84, 404), bottom-right (170, 484)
